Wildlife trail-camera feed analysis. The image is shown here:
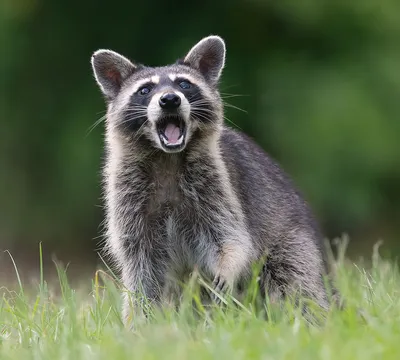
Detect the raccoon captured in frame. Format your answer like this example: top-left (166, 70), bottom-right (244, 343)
top-left (91, 36), bottom-right (331, 321)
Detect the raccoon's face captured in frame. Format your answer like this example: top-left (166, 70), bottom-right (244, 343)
top-left (91, 36), bottom-right (226, 153)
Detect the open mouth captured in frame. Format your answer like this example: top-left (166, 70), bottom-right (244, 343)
top-left (156, 116), bottom-right (186, 150)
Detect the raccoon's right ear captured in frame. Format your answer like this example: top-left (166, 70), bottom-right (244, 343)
top-left (91, 50), bottom-right (137, 100)
top-left (184, 36), bottom-right (226, 86)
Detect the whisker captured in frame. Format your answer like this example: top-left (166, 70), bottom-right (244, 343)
top-left (191, 111), bottom-right (216, 124)
top-left (125, 106), bottom-right (148, 111)
top-left (86, 114), bottom-right (108, 136)
top-left (223, 101), bottom-right (247, 114)
top-left (189, 99), bottom-right (211, 105)
top-left (220, 83), bottom-right (241, 92)
top-left (117, 115), bottom-right (148, 127)
top-left (87, 104), bottom-right (149, 138)
top-left (111, 118), bottom-right (149, 143)
top-left (223, 116), bottom-right (242, 130)
top-left (221, 94), bottom-right (249, 99)
top-left (190, 107), bottom-right (219, 117)
top-left (124, 109), bottom-right (148, 114)
top-left (95, 109), bottom-right (108, 115)
top-left (220, 91), bottom-right (249, 96)
top-left (124, 110), bottom-right (146, 117)
top-left (131, 120), bottom-right (149, 142)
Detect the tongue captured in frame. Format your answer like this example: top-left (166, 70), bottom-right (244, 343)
top-left (164, 123), bottom-right (181, 143)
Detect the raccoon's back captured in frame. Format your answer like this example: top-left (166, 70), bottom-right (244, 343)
top-left (220, 126), bottom-right (322, 247)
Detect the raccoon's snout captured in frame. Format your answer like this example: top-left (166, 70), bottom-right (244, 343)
top-left (159, 93), bottom-right (181, 110)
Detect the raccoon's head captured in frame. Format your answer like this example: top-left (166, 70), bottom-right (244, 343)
top-left (91, 36), bottom-right (225, 153)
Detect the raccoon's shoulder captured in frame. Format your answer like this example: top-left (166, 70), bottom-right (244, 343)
top-left (220, 126), bottom-right (278, 170)
top-left (219, 126), bottom-right (297, 189)
top-left (220, 126), bottom-right (263, 156)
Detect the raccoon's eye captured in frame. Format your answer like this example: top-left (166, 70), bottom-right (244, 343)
top-left (179, 81), bottom-right (191, 90)
top-left (138, 86), bottom-right (151, 95)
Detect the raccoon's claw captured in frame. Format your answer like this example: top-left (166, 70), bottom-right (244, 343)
top-left (212, 275), bottom-right (229, 304)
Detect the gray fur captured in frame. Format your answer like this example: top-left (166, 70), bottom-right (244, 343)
top-left (91, 36), bottom-right (331, 323)
top-left (91, 50), bottom-right (137, 100)
top-left (184, 36), bottom-right (226, 85)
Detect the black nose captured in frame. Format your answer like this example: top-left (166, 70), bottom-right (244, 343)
top-left (159, 93), bottom-right (181, 109)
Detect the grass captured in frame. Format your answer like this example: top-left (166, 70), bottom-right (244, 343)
top-left (1, 240), bottom-right (400, 360)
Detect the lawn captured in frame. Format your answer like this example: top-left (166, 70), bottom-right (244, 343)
top-left (1, 241), bottom-right (399, 360)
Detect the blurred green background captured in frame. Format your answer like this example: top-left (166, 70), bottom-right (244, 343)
top-left (1, 0), bottom-right (400, 279)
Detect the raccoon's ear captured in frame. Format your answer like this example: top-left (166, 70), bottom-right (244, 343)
top-left (184, 36), bottom-right (226, 85)
top-left (91, 50), bottom-right (137, 100)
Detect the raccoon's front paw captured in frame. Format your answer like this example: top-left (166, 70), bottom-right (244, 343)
top-left (212, 275), bottom-right (231, 304)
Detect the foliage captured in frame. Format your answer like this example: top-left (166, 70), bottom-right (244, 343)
top-left (1, 245), bottom-right (400, 359)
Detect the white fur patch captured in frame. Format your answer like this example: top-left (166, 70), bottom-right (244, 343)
top-left (168, 73), bottom-right (202, 87)
top-left (151, 75), bottom-right (160, 84)
top-left (130, 78), bottom-right (154, 94)
top-left (175, 91), bottom-right (190, 121)
top-left (147, 93), bottom-right (163, 124)
top-left (147, 91), bottom-right (191, 124)
top-left (175, 74), bottom-right (201, 87)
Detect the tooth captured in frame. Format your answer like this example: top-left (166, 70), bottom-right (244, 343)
top-left (160, 134), bottom-right (169, 145)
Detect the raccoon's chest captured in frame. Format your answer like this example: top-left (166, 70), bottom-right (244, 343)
top-left (147, 156), bottom-right (183, 214)
top-left (149, 176), bottom-right (182, 212)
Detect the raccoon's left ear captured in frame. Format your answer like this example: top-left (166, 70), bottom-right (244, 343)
top-left (91, 49), bottom-right (137, 100)
top-left (184, 36), bottom-right (226, 86)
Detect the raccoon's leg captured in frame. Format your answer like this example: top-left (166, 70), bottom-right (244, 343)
top-left (120, 238), bottom-right (169, 325)
top-left (208, 228), bottom-right (254, 303)
top-left (260, 233), bottom-right (330, 314)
